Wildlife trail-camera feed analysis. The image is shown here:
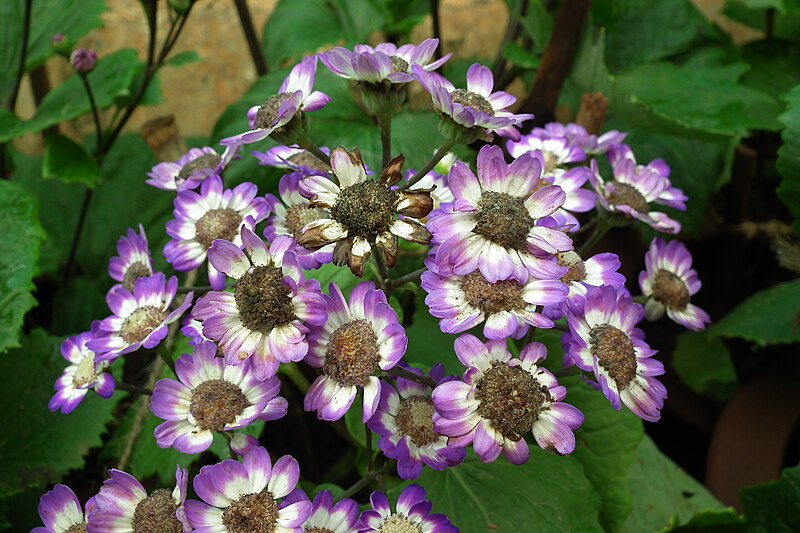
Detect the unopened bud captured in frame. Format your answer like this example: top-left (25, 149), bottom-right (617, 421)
top-left (169, 0), bottom-right (193, 15)
top-left (51, 33), bottom-right (72, 58)
top-left (70, 48), bottom-right (97, 74)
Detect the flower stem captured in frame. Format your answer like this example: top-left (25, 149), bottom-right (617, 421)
top-left (278, 363), bottom-right (311, 394)
top-left (577, 216), bottom-right (613, 257)
top-left (338, 461), bottom-right (394, 500)
top-left (79, 74), bottom-right (103, 152)
top-left (389, 267), bottom-right (426, 289)
top-left (430, 0), bottom-right (443, 62)
top-left (297, 136), bottom-right (331, 167)
top-left (371, 246), bottom-right (392, 294)
top-left (377, 109), bottom-right (392, 168)
top-left (402, 140), bottom-right (456, 189)
top-left (386, 366), bottom-right (437, 388)
top-left (233, 0), bottom-right (268, 75)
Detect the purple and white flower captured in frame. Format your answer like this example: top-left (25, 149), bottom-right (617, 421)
top-left (220, 56), bottom-right (330, 147)
top-left (192, 229), bottom-right (326, 381)
top-left (566, 285), bottom-right (667, 422)
top-left (108, 225), bottom-right (153, 291)
top-left (531, 122), bottom-right (626, 155)
top-left (427, 145), bottom-right (573, 284)
top-left (146, 146), bottom-right (236, 192)
top-left (359, 485), bottom-right (457, 533)
top-left (184, 446), bottom-right (311, 533)
top-left (304, 282), bottom-right (407, 422)
top-left (88, 467), bottom-right (189, 533)
top-left (49, 326), bottom-right (115, 414)
top-left (285, 490), bottom-right (360, 533)
top-left (507, 133), bottom-right (586, 176)
top-left (368, 365), bottom-right (465, 479)
top-left (639, 238), bottom-right (710, 331)
top-left (253, 144), bottom-right (331, 176)
top-left (164, 174), bottom-right (270, 290)
top-left (88, 273), bottom-right (193, 362)
top-left (609, 144), bottom-right (688, 210)
top-left (150, 341), bottom-right (288, 453)
top-left (433, 335), bottom-right (583, 464)
top-left (554, 251), bottom-right (626, 300)
top-left (33, 485), bottom-right (93, 533)
top-left (414, 63), bottom-right (532, 142)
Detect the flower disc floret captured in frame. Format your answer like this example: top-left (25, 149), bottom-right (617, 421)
top-left (49, 326), bottom-right (115, 414)
top-left (359, 485), bottom-right (457, 533)
top-left (147, 146), bottom-right (234, 191)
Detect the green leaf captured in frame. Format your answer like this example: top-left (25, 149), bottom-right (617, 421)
top-left (165, 50), bottom-right (202, 67)
top-left (502, 42), bottom-right (541, 70)
top-left (713, 280), bottom-right (800, 346)
top-left (672, 331), bottom-right (737, 403)
top-left (513, 0), bottom-right (553, 52)
top-left (404, 291), bottom-right (460, 375)
top-left (777, 84), bottom-right (800, 230)
top-left (262, 0), bottom-right (349, 67)
top-left (665, 509), bottom-right (745, 532)
top-left (620, 436), bottom-right (726, 533)
top-left (0, 330), bottom-right (122, 498)
top-left (414, 448), bottom-right (604, 533)
top-left (563, 377), bottom-right (644, 532)
top-left (0, 180), bottom-right (44, 353)
top-left (43, 134), bottom-right (102, 188)
top-left (740, 465), bottom-right (800, 533)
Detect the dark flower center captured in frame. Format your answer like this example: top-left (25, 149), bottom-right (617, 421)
top-left (377, 515), bottom-right (422, 533)
top-left (195, 208), bottom-right (243, 249)
top-left (330, 180), bottom-right (399, 240)
top-left (254, 92), bottom-right (294, 130)
top-left (396, 396), bottom-right (439, 446)
top-left (450, 88), bottom-right (494, 116)
top-left (589, 324), bottom-right (637, 389)
top-left (542, 151), bottom-right (559, 173)
top-left (474, 191), bottom-right (535, 250)
top-left (607, 182), bottom-right (649, 214)
top-left (306, 528), bottom-right (335, 533)
top-left (459, 272), bottom-right (525, 315)
top-left (652, 269), bottom-right (690, 310)
top-left (285, 204), bottom-right (330, 240)
top-left (177, 153), bottom-right (221, 184)
top-left (189, 379), bottom-right (250, 431)
top-left (222, 491), bottom-right (278, 533)
top-left (123, 261), bottom-right (153, 292)
top-left (131, 489), bottom-right (182, 533)
top-left (120, 306), bottom-right (166, 344)
top-left (72, 355), bottom-right (97, 388)
top-left (557, 251), bottom-right (586, 284)
top-left (65, 524), bottom-right (87, 533)
top-left (235, 265), bottom-right (296, 334)
top-left (287, 150), bottom-right (331, 173)
top-left (390, 55), bottom-right (410, 74)
top-left (324, 319), bottom-right (379, 387)
top-left (475, 363), bottom-right (548, 441)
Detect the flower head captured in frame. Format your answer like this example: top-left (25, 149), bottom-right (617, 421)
top-left (147, 146), bottom-right (236, 192)
top-left (554, 250), bottom-right (626, 300)
top-left (359, 485), bottom-right (457, 533)
top-left (531, 122), bottom-right (626, 155)
top-left (184, 446), bottom-right (311, 533)
top-left (192, 228), bottom-right (326, 380)
top-left (70, 48), bottom-right (97, 73)
top-left (254, 144), bottom-right (331, 176)
top-left (151, 341), bottom-right (288, 453)
top-left (287, 490), bottom-right (360, 533)
top-left (433, 335), bottom-right (583, 464)
top-left (304, 282), bottom-right (407, 422)
top-left (34, 484), bottom-right (93, 533)
top-left (566, 285), bottom-right (667, 421)
top-left (49, 326), bottom-right (115, 414)
top-left (164, 174), bottom-right (270, 289)
top-left (88, 273), bottom-right (193, 362)
top-left (108, 224), bottom-right (153, 291)
top-left (639, 238), bottom-right (710, 331)
top-left (298, 147), bottom-right (433, 276)
top-left (507, 133), bottom-right (586, 176)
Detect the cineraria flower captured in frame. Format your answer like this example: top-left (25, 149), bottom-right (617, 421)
top-left (88, 273), bottom-right (193, 362)
top-left (368, 364), bottom-right (465, 479)
top-left (565, 285), bottom-right (667, 422)
top-left (283, 490), bottom-right (360, 533)
top-left (192, 228), bottom-right (326, 380)
top-left (507, 133), bottom-right (586, 176)
top-left (359, 485), bottom-right (457, 533)
top-left (34, 484), bottom-right (93, 533)
top-left (108, 224), bottom-right (153, 291)
top-left (264, 172), bottom-right (335, 270)
top-left (543, 167), bottom-right (597, 232)
top-left (433, 336), bottom-right (583, 464)
top-left (49, 326), bottom-right (115, 414)
top-left (609, 144), bottom-right (688, 210)
top-left (181, 316), bottom-right (212, 346)
top-left (220, 56), bottom-right (330, 147)
top-left (305, 282), bottom-right (406, 422)
top-left (164, 174), bottom-right (270, 290)
top-left (151, 341), bottom-right (288, 453)
top-left (421, 266), bottom-right (568, 339)
top-left (639, 238), bottom-right (710, 331)
top-left (532, 122), bottom-right (626, 155)
top-left (254, 144), bottom-right (331, 176)
top-left (184, 446), bottom-right (311, 533)
top-left (88, 467), bottom-right (189, 533)
top-left (414, 63), bottom-right (532, 142)
top-left (298, 147), bottom-right (433, 276)
top-left (428, 145), bottom-right (573, 283)
top-left (146, 146), bottom-right (236, 192)
top-left (554, 251), bottom-right (626, 300)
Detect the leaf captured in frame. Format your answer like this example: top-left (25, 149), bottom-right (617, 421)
top-left (513, 0), bottom-right (553, 52)
top-left (739, 465), bottom-right (800, 533)
top-left (261, 0), bottom-right (349, 67)
top-left (0, 180), bottom-right (44, 353)
top-left (665, 509), bottom-right (746, 532)
top-left (563, 376), bottom-right (644, 532)
top-left (414, 448), bottom-right (604, 533)
top-left (165, 50), bottom-right (201, 67)
top-left (502, 42), bottom-right (541, 70)
top-left (404, 291), bottom-right (461, 375)
top-left (620, 436), bottom-right (726, 533)
top-left (672, 331), bottom-right (737, 403)
top-left (0, 330), bottom-right (122, 498)
top-left (43, 134), bottom-right (102, 188)
top-left (777, 84), bottom-right (800, 230)
top-left (712, 280), bottom-right (800, 346)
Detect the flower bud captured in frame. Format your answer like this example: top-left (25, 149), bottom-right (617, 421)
top-left (70, 48), bottom-right (97, 74)
top-left (169, 0), bottom-right (193, 15)
top-left (51, 33), bottom-right (72, 58)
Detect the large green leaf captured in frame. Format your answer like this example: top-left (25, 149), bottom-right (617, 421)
top-left (43, 134), bottom-right (102, 188)
top-left (713, 280), bottom-right (800, 346)
top-left (621, 436), bottom-right (726, 532)
top-left (404, 291), bottom-right (460, 375)
top-left (0, 180), bottom-right (44, 353)
top-left (415, 448), bottom-right (603, 533)
top-left (740, 465), bottom-right (800, 533)
top-left (672, 331), bottom-right (737, 403)
top-left (0, 330), bottom-right (122, 498)
top-left (777, 84), bottom-right (800, 230)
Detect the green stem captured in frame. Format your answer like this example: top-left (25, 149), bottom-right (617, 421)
top-left (389, 267), bottom-right (425, 289)
top-left (156, 343), bottom-right (176, 375)
top-left (297, 136), bottom-right (331, 167)
top-left (402, 140), bottom-right (456, 189)
top-left (79, 74), bottom-right (103, 152)
top-left (338, 462), bottom-right (394, 500)
top-left (577, 216), bottom-right (613, 256)
top-left (378, 110), bottom-right (392, 168)
top-left (371, 246), bottom-right (391, 294)
top-left (386, 366), bottom-right (437, 388)
top-left (278, 363), bottom-right (311, 394)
